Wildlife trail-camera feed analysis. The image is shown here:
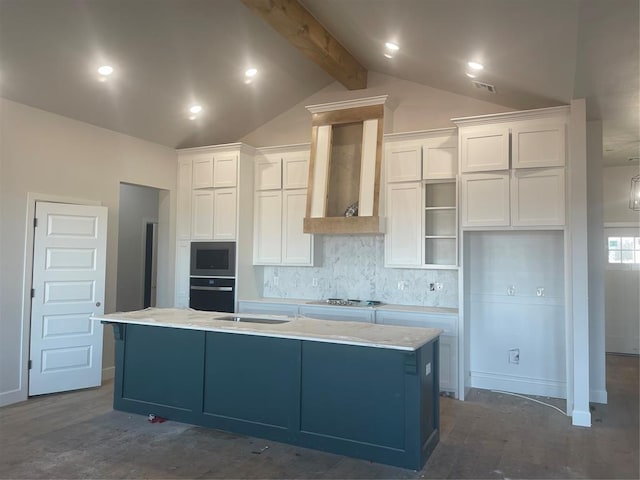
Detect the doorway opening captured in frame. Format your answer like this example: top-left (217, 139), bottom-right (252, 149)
top-left (116, 183), bottom-right (161, 312)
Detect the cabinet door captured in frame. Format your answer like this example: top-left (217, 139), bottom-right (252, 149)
top-left (385, 141), bottom-right (422, 183)
top-left (460, 173), bottom-right (510, 227)
top-left (253, 190), bottom-right (282, 264)
top-left (255, 154), bottom-right (282, 190)
top-left (512, 121), bottom-right (565, 169)
top-left (385, 182), bottom-right (422, 266)
top-left (176, 158), bottom-right (192, 240)
top-left (282, 189), bottom-right (313, 265)
top-left (191, 190), bottom-right (214, 239)
top-left (213, 153), bottom-right (238, 187)
top-left (192, 155), bottom-right (214, 189)
top-left (438, 335), bottom-right (458, 395)
top-left (175, 240), bottom-right (191, 308)
top-left (282, 152), bottom-right (309, 189)
top-left (423, 138), bottom-right (457, 180)
top-left (511, 168), bottom-right (565, 226)
top-left (459, 126), bottom-right (510, 173)
top-left (212, 188), bottom-right (237, 240)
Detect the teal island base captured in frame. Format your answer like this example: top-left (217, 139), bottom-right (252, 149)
top-left (110, 323), bottom-right (440, 470)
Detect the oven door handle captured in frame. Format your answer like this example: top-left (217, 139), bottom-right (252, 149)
top-left (190, 286), bottom-right (234, 292)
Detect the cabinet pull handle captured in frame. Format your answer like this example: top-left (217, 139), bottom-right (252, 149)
top-left (190, 286), bottom-right (233, 292)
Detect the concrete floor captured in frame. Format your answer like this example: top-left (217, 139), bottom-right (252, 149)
top-left (0, 354), bottom-right (638, 479)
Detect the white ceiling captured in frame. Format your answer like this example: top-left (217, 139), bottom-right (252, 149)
top-left (1, 0), bottom-right (637, 166)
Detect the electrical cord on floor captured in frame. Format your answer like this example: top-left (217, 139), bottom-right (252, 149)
top-left (490, 390), bottom-right (567, 415)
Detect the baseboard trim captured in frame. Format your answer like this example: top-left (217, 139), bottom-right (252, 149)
top-left (571, 409), bottom-right (591, 427)
top-left (470, 371), bottom-right (566, 399)
top-left (102, 366), bottom-right (115, 382)
top-left (0, 388), bottom-right (27, 407)
top-left (590, 388), bottom-right (608, 404)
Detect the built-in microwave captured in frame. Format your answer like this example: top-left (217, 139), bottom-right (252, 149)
top-left (190, 241), bottom-right (236, 277)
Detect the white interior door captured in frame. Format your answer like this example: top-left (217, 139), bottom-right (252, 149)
top-left (29, 201), bottom-right (108, 396)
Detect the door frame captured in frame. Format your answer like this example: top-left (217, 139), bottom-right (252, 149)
top-left (17, 193), bottom-right (102, 403)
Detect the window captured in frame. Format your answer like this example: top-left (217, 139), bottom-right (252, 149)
top-left (608, 236), bottom-right (640, 264)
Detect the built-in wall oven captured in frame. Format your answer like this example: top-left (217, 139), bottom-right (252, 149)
top-left (189, 242), bottom-right (236, 312)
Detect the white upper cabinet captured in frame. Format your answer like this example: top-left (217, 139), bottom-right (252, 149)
top-left (511, 168), bottom-right (565, 226)
top-left (213, 153), bottom-right (238, 187)
top-left (255, 154), bottom-right (282, 190)
top-left (511, 121), bottom-right (566, 169)
top-left (385, 182), bottom-right (422, 267)
top-left (460, 173), bottom-right (510, 227)
top-left (192, 154), bottom-right (214, 189)
top-left (191, 190), bottom-right (215, 239)
top-left (253, 145), bottom-right (313, 266)
top-left (212, 188), bottom-right (237, 240)
top-left (282, 151), bottom-right (309, 189)
top-left (459, 125), bottom-right (510, 173)
top-left (454, 106), bottom-right (569, 228)
top-left (385, 141), bottom-right (422, 183)
top-left (423, 132), bottom-right (458, 180)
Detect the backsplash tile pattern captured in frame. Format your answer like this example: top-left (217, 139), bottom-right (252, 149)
top-left (263, 235), bottom-right (458, 308)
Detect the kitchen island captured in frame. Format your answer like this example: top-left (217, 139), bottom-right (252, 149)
top-left (92, 308), bottom-right (441, 470)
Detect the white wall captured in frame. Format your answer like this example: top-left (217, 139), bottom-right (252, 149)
top-left (241, 71), bottom-right (513, 146)
top-left (0, 98), bottom-right (177, 406)
top-left (116, 183), bottom-right (160, 312)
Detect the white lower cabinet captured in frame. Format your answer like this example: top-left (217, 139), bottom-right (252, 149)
top-left (375, 309), bottom-right (458, 397)
top-left (298, 305), bottom-right (375, 323)
top-left (238, 301), bottom-right (300, 317)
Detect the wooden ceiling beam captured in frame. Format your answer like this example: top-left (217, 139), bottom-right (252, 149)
top-left (241, 0), bottom-right (367, 90)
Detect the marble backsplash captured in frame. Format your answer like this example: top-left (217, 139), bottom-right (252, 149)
top-left (263, 235), bottom-right (458, 308)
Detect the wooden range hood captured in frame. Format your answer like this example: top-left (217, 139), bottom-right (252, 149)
top-left (304, 95), bottom-right (392, 234)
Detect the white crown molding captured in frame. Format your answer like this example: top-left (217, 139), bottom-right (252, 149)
top-left (306, 95), bottom-right (389, 114)
top-left (451, 105), bottom-right (570, 127)
top-left (384, 127), bottom-right (457, 142)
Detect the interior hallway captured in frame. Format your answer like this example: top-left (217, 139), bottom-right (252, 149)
top-left (0, 354), bottom-right (637, 479)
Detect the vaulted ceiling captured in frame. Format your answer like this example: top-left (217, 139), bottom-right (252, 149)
top-left (0, 0), bottom-right (637, 166)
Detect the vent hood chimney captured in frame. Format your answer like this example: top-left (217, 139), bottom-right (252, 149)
top-left (304, 95), bottom-right (392, 234)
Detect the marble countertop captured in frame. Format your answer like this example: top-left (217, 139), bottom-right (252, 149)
top-left (91, 308), bottom-right (442, 351)
top-left (240, 298), bottom-right (458, 315)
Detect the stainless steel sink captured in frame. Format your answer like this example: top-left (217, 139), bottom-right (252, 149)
top-left (215, 315), bottom-right (289, 324)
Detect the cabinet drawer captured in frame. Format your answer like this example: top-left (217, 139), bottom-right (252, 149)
top-left (298, 305), bottom-right (375, 323)
top-left (375, 310), bottom-right (457, 335)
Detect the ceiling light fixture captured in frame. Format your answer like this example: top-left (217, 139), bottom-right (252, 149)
top-left (384, 53), bottom-right (393, 59)
top-left (465, 72), bottom-right (477, 78)
top-left (245, 68), bottom-right (258, 78)
top-left (189, 105), bottom-right (203, 114)
top-left (97, 65), bottom-right (114, 76)
top-left (467, 61), bottom-right (484, 70)
top-left (385, 42), bottom-right (399, 51)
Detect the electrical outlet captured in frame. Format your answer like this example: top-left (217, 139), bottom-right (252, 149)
top-left (509, 348), bottom-right (520, 364)
top-left (436, 282), bottom-right (443, 291)
top-left (429, 283), bottom-right (436, 292)
top-left (312, 278), bottom-right (319, 287)
top-left (536, 287), bottom-right (545, 297)
top-left (397, 281), bottom-right (406, 290)
top-left (507, 285), bottom-right (516, 296)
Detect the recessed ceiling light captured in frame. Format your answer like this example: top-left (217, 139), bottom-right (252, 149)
top-left (465, 72), bottom-right (477, 78)
top-left (189, 115), bottom-right (198, 121)
top-left (245, 68), bottom-right (258, 78)
top-left (385, 42), bottom-right (399, 51)
top-left (467, 61), bottom-right (484, 70)
top-left (97, 65), bottom-right (114, 76)
top-left (189, 105), bottom-right (202, 114)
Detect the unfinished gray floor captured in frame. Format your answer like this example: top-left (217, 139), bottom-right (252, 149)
top-left (1, 354), bottom-right (638, 479)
